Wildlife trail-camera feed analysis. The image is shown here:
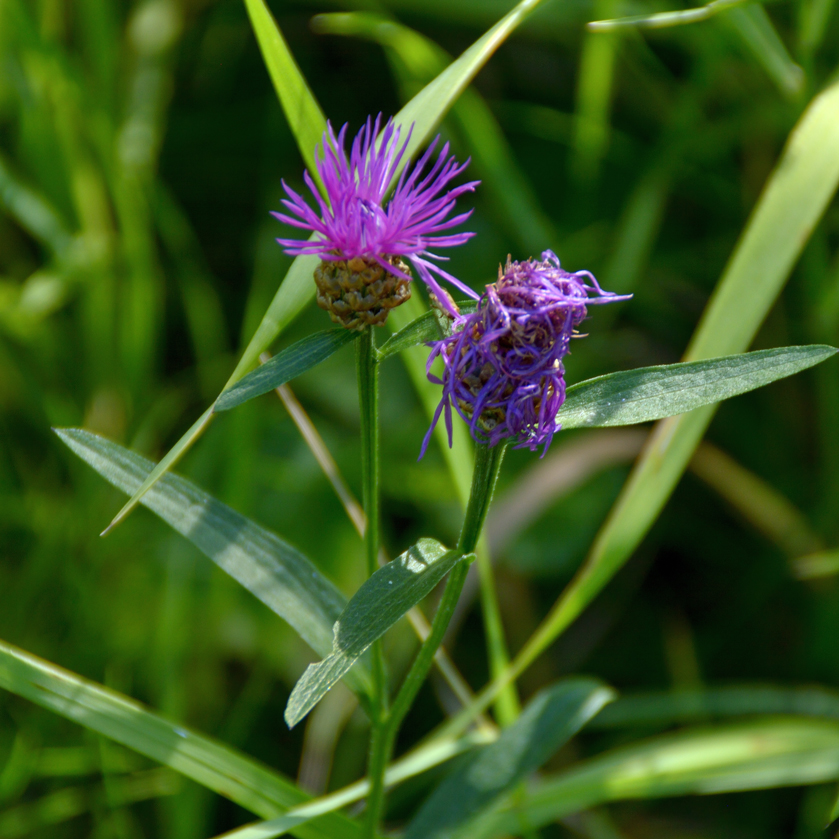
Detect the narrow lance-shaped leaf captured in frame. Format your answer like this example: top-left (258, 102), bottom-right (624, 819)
top-left (102, 0), bottom-right (549, 532)
top-left (406, 679), bottom-right (614, 839)
top-left (377, 300), bottom-right (478, 361)
top-left (285, 539), bottom-right (471, 728)
top-left (0, 640), bottom-right (361, 839)
top-left (466, 719), bottom-right (839, 838)
top-left (56, 429), bottom-right (371, 695)
top-left (555, 345), bottom-right (837, 430)
top-left (215, 329), bottom-right (359, 412)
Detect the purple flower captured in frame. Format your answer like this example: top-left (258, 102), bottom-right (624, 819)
top-left (422, 251), bottom-right (630, 457)
top-left (273, 115), bottom-right (479, 327)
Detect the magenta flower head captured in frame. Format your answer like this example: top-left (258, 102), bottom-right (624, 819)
top-left (421, 251), bottom-right (630, 457)
top-left (273, 114), bottom-right (479, 330)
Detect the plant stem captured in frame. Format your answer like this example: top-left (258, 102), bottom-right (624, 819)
top-left (357, 327), bottom-right (389, 837)
top-left (363, 441), bottom-right (507, 837)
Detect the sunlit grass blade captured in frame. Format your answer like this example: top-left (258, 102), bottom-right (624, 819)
top-left (588, 0), bottom-right (747, 30)
top-left (216, 329), bottom-right (359, 412)
top-left (242, 0), bottom-right (327, 183)
top-left (555, 345), bottom-right (837, 429)
top-left (405, 679), bottom-right (614, 839)
top-left (286, 540), bottom-right (469, 728)
top-left (211, 730), bottom-right (497, 839)
top-left (793, 549), bottom-right (839, 580)
top-left (55, 429), bottom-right (371, 697)
top-left (467, 718), bottom-right (839, 837)
top-left (0, 639), bottom-right (362, 839)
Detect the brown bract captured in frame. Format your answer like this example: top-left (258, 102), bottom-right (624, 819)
top-left (314, 256), bottom-right (411, 330)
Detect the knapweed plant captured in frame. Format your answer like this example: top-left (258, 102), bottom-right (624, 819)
top-left (5, 1), bottom-right (839, 838)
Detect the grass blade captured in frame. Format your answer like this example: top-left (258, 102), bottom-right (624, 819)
top-left (0, 640), bottom-right (361, 839)
top-left (56, 428), bottom-right (371, 696)
top-left (555, 345), bottom-right (837, 430)
top-left (405, 679), bottom-right (614, 839)
top-left (215, 329), bottom-right (359, 412)
top-left (242, 0), bottom-right (327, 183)
top-left (588, 0), bottom-right (748, 30)
top-left (286, 540), bottom-right (468, 728)
top-left (469, 719), bottom-right (839, 837)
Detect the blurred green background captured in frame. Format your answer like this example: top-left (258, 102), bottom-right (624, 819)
top-left (2, 0), bottom-right (839, 836)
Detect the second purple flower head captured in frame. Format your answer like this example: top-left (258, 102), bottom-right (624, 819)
top-left (274, 115), bottom-right (479, 330)
top-left (423, 252), bottom-right (630, 457)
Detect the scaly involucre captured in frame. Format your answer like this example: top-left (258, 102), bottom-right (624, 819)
top-left (423, 251), bottom-right (630, 457)
top-left (274, 115), bottom-right (479, 310)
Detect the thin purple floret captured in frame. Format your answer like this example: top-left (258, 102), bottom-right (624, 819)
top-left (273, 114), bottom-right (479, 314)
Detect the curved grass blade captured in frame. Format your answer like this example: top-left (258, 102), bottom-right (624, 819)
top-left (56, 428), bottom-right (371, 696)
top-left (405, 679), bottom-right (614, 839)
top-left (216, 329), bottom-right (359, 412)
top-left (555, 345), bottom-right (837, 430)
top-left (210, 730), bottom-right (497, 839)
top-left (466, 718), bottom-right (839, 838)
top-left (0, 640), bottom-right (361, 839)
top-left (286, 539), bottom-right (469, 728)
top-left (242, 0), bottom-right (327, 184)
top-left (588, 0), bottom-right (747, 30)
top-left (102, 0), bottom-right (548, 533)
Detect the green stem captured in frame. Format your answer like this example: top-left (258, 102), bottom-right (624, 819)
top-left (363, 442), bottom-right (507, 836)
top-left (357, 328), bottom-right (388, 838)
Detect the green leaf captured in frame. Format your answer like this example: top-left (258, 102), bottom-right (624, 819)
top-left (55, 429), bottom-right (371, 695)
top-left (242, 0), bottom-right (327, 182)
top-left (405, 679), bottom-right (614, 839)
top-left (215, 329), bottom-right (359, 412)
top-left (0, 639), bottom-right (361, 839)
top-left (101, 0), bottom-right (547, 532)
top-left (555, 345), bottom-right (837, 430)
top-left (285, 539), bottom-right (468, 728)
top-left (467, 719), bottom-right (839, 838)
top-left (376, 301), bottom-right (477, 361)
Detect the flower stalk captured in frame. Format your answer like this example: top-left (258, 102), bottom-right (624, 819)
top-left (357, 326), bottom-right (390, 838)
top-left (363, 441), bottom-right (507, 837)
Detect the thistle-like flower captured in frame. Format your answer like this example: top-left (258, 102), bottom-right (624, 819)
top-left (422, 251), bottom-right (630, 456)
top-left (274, 115), bottom-right (479, 329)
